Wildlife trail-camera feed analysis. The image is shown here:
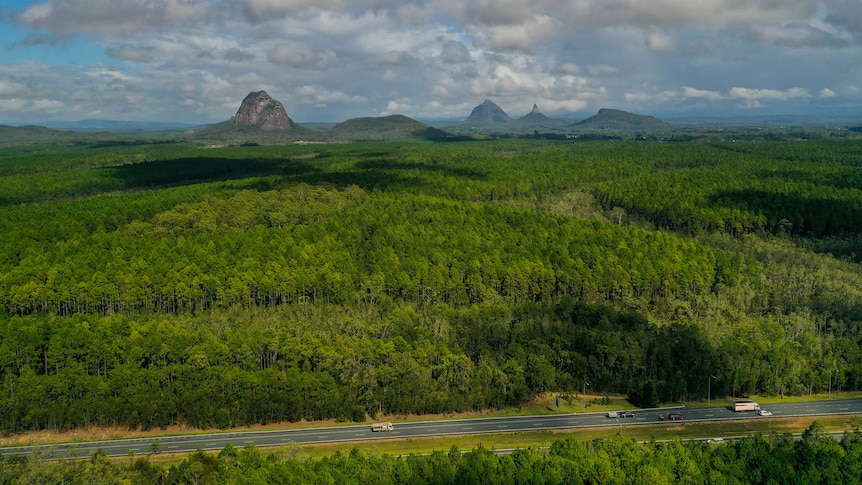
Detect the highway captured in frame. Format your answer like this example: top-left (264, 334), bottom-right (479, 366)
top-left (2, 398), bottom-right (860, 459)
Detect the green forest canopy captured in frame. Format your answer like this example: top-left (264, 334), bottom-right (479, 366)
top-left (0, 139), bottom-right (861, 433)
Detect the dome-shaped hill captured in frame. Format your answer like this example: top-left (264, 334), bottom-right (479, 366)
top-left (574, 108), bottom-right (669, 130)
top-left (326, 114), bottom-right (451, 141)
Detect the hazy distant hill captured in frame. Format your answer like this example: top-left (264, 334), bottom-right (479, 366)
top-left (326, 114), bottom-right (451, 141)
top-left (0, 124), bottom-right (121, 146)
top-left (574, 108), bottom-right (668, 130)
top-left (39, 119), bottom-right (200, 133)
top-left (466, 99), bottom-right (511, 122)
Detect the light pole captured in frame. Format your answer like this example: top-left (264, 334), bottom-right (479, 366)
top-left (708, 375), bottom-right (716, 407)
top-left (829, 370), bottom-right (833, 398)
top-left (583, 382), bottom-right (590, 411)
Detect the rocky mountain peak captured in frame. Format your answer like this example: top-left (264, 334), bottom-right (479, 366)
top-left (466, 99), bottom-right (511, 122)
top-left (232, 91), bottom-right (295, 131)
top-left (531, 104), bottom-right (540, 114)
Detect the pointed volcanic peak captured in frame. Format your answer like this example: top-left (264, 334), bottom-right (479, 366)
top-left (232, 91), bottom-right (295, 131)
top-left (466, 99), bottom-right (511, 122)
top-left (326, 114), bottom-right (451, 142)
top-left (518, 104), bottom-right (552, 122)
top-left (573, 108), bottom-right (669, 130)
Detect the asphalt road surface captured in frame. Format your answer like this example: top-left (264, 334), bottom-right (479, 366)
top-left (2, 398), bottom-right (860, 458)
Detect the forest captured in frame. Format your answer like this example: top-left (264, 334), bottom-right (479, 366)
top-left (1, 424), bottom-right (861, 484)
top-left (0, 138), bottom-right (861, 433)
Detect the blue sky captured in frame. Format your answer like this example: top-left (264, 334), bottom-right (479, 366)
top-left (1, 0), bottom-right (860, 124)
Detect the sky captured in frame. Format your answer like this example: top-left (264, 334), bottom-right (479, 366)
top-left (0, 0), bottom-right (860, 124)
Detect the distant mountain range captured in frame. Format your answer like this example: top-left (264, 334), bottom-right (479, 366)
top-left (6, 91), bottom-right (860, 146)
top-left (38, 119), bottom-right (201, 132)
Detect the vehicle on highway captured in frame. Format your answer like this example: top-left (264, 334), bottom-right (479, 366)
top-left (706, 438), bottom-right (724, 444)
top-left (371, 422), bottom-right (394, 432)
top-left (621, 412), bottom-right (635, 418)
top-left (669, 413), bottom-right (684, 421)
top-left (606, 411), bottom-right (619, 418)
top-left (758, 409), bottom-right (773, 416)
top-left (731, 400), bottom-right (761, 412)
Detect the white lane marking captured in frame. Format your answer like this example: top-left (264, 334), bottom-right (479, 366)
top-left (464, 427), bottom-right (473, 430)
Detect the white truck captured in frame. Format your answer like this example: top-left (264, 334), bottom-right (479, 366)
top-left (731, 400), bottom-right (760, 412)
top-left (371, 422), bottom-right (394, 432)
top-left (607, 411), bottom-right (636, 418)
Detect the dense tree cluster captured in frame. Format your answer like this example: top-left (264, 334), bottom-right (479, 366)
top-left (2, 425), bottom-right (861, 484)
top-left (0, 139), bottom-right (860, 434)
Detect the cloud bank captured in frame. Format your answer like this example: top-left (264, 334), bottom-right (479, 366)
top-left (0, 0), bottom-right (858, 123)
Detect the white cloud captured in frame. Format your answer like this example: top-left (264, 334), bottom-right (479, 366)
top-left (295, 85), bottom-right (368, 105)
top-left (624, 88), bottom-right (678, 105)
top-left (818, 88), bottom-right (836, 98)
top-left (244, 0), bottom-right (346, 20)
top-left (267, 43), bottom-right (339, 70)
top-left (645, 30), bottom-right (675, 53)
top-left (106, 45), bottom-right (156, 63)
top-left (681, 86), bottom-right (724, 100)
top-left (586, 64), bottom-right (619, 76)
top-left (0, 97), bottom-right (64, 114)
top-left (560, 0), bottom-right (814, 28)
top-left (558, 63), bottom-right (581, 75)
top-left (482, 14), bottom-right (560, 50)
top-left (225, 73), bottom-right (265, 85)
top-left (0, 80), bottom-right (31, 98)
top-left (379, 51), bottom-right (413, 65)
top-left (381, 100), bottom-right (411, 115)
top-left (1, 0), bottom-right (857, 124)
top-left (728, 87), bottom-right (811, 101)
top-left (440, 40), bottom-right (470, 63)
top-left (744, 22), bottom-right (848, 47)
top-left (19, 0), bottom-right (207, 35)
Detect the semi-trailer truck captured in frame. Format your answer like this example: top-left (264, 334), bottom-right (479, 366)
top-left (372, 422), bottom-right (394, 431)
top-left (731, 400), bottom-right (760, 412)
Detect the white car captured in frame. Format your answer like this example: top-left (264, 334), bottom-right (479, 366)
top-left (758, 409), bottom-right (772, 416)
top-left (706, 438), bottom-right (724, 444)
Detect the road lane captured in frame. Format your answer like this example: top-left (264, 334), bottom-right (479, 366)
top-left (2, 398), bottom-right (860, 458)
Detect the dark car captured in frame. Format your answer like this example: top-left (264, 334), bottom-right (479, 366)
top-left (621, 412), bottom-right (635, 418)
top-left (669, 413), bottom-right (684, 421)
